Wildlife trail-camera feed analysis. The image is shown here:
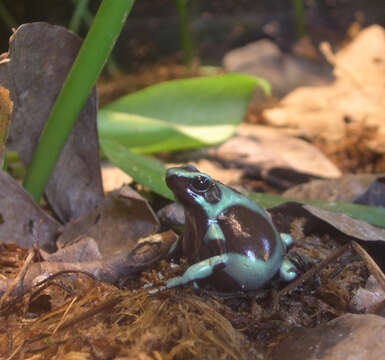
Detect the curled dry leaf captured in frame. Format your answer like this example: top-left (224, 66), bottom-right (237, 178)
top-left (40, 236), bottom-right (102, 263)
top-left (0, 22), bottom-right (104, 222)
top-left (57, 186), bottom-right (160, 257)
top-left (284, 173), bottom-right (385, 203)
top-left (303, 205), bottom-right (385, 242)
top-left (209, 124), bottom-right (341, 189)
top-left (0, 170), bottom-right (59, 251)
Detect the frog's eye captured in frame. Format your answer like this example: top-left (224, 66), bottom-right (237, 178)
top-left (191, 175), bottom-right (211, 192)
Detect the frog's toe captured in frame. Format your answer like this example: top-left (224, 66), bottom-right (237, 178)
top-left (289, 252), bottom-right (312, 273)
top-left (279, 258), bottom-right (297, 282)
top-left (147, 284), bottom-right (168, 294)
top-left (280, 233), bottom-right (293, 249)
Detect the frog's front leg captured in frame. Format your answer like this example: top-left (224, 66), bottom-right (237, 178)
top-left (150, 254), bottom-right (229, 293)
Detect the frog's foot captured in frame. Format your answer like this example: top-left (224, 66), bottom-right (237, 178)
top-left (148, 254), bottom-right (228, 294)
top-left (280, 233), bottom-right (293, 250)
top-left (279, 257), bottom-right (297, 282)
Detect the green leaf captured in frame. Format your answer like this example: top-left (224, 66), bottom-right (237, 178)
top-left (98, 74), bottom-right (269, 154)
top-left (247, 192), bottom-right (385, 228)
top-left (100, 139), bottom-right (173, 199)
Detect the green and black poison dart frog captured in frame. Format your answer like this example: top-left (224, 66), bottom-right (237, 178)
top-left (153, 165), bottom-right (297, 294)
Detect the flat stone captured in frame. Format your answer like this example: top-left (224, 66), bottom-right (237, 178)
top-left (271, 313), bottom-right (385, 360)
top-left (223, 39), bottom-right (333, 97)
top-left (350, 275), bottom-right (385, 313)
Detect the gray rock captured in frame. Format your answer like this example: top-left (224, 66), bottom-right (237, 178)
top-left (350, 276), bottom-right (385, 313)
top-left (271, 313), bottom-right (385, 360)
top-left (223, 39), bottom-right (333, 97)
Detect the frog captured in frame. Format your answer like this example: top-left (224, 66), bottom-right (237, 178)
top-left (152, 165), bottom-right (297, 294)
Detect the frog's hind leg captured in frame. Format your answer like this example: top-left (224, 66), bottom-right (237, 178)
top-left (279, 257), bottom-right (297, 282)
top-left (162, 254), bottom-right (229, 290)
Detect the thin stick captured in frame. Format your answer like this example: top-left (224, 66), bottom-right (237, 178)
top-left (5, 342), bottom-right (24, 360)
top-left (52, 295), bottom-right (78, 334)
top-left (278, 242), bottom-right (351, 297)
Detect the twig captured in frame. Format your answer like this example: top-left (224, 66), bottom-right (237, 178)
top-left (52, 295), bottom-right (78, 334)
top-left (278, 242), bottom-right (351, 297)
top-left (58, 295), bottom-right (122, 332)
top-left (0, 247), bottom-right (36, 306)
top-left (5, 342), bottom-right (24, 360)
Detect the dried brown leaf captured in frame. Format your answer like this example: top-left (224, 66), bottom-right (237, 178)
top-left (57, 186), bottom-right (159, 257)
top-left (0, 22), bottom-right (104, 222)
top-left (0, 170), bottom-right (59, 251)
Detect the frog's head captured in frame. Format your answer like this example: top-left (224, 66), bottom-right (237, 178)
top-left (166, 166), bottom-right (221, 208)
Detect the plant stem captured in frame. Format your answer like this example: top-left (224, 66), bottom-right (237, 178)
top-left (69, 0), bottom-right (91, 33)
top-left (69, 0), bottom-right (120, 78)
top-left (0, 0), bottom-right (17, 30)
top-left (175, 0), bottom-right (194, 67)
top-left (292, 0), bottom-right (306, 39)
top-left (23, 0), bottom-right (135, 202)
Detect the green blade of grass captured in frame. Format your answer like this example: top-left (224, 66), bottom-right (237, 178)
top-left (0, 1), bottom-right (17, 30)
top-left (23, 0), bottom-right (135, 202)
top-left (175, 0), bottom-right (194, 67)
top-left (247, 192), bottom-right (385, 228)
top-left (100, 139), bottom-right (172, 199)
top-left (69, 0), bottom-right (91, 33)
top-left (292, 0), bottom-right (306, 39)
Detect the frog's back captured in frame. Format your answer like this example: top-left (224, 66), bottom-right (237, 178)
top-left (217, 203), bottom-right (281, 262)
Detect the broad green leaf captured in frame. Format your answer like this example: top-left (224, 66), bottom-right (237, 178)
top-left (98, 74), bottom-right (269, 154)
top-left (100, 138), bottom-right (173, 199)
